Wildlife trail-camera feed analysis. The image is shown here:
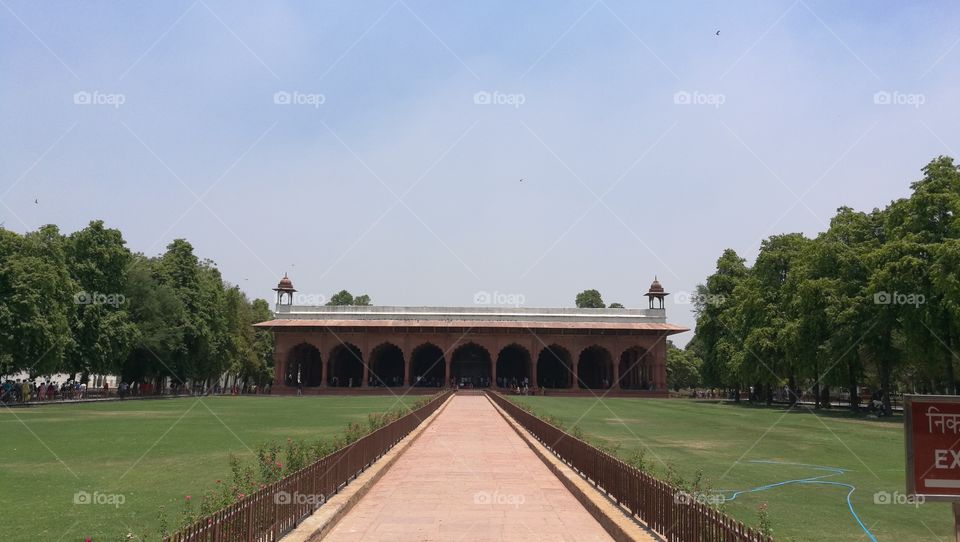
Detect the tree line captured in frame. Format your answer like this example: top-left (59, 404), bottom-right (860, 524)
top-left (689, 156), bottom-right (960, 412)
top-left (0, 221), bottom-right (274, 388)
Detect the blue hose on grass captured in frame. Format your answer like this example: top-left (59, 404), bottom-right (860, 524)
top-left (713, 460), bottom-right (877, 542)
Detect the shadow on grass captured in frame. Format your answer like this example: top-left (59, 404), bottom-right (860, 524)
top-left (692, 399), bottom-right (903, 425)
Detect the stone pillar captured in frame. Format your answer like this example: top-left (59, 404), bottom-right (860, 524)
top-left (362, 351), bottom-right (370, 388)
top-left (530, 351), bottom-right (538, 389)
top-left (653, 336), bottom-right (667, 390)
top-left (612, 356), bottom-right (621, 390)
top-left (569, 339), bottom-right (582, 390)
top-left (401, 337), bottom-right (411, 387)
top-left (273, 351), bottom-right (284, 386)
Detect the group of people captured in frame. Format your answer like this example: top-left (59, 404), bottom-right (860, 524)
top-left (495, 376), bottom-right (529, 389)
top-left (1, 379), bottom-right (87, 403)
top-left (453, 376), bottom-right (491, 389)
top-left (0, 378), bottom-right (272, 403)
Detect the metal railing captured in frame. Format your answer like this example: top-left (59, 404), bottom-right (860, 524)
top-left (487, 391), bottom-right (773, 542)
top-left (164, 391), bottom-right (451, 542)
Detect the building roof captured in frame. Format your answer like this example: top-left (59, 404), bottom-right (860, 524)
top-left (254, 305), bottom-right (689, 334)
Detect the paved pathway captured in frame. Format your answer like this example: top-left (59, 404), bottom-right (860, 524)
top-left (324, 395), bottom-right (615, 541)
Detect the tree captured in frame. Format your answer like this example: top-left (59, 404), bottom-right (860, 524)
top-left (0, 226), bottom-right (75, 375)
top-left (64, 221), bottom-right (137, 382)
top-left (122, 256), bottom-right (185, 385)
top-left (667, 342), bottom-right (702, 390)
top-left (250, 299), bottom-right (275, 384)
top-left (575, 289), bottom-right (605, 308)
top-left (326, 290), bottom-right (372, 306)
top-left (694, 249), bottom-right (747, 391)
top-left (691, 156), bottom-right (960, 414)
top-left (609, 302), bottom-right (625, 308)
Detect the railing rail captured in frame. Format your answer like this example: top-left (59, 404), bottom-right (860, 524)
top-left (164, 391), bottom-right (451, 542)
top-left (487, 391), bottom-right (773, 542)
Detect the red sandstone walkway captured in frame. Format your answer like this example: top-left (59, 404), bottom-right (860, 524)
top-left (324, 395), bottom-right (615, 542)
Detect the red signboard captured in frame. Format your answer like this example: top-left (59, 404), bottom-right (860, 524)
top-left (906, 395), bottom-right (960, 501)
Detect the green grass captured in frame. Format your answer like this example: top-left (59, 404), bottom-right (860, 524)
top-left (0, 395), bottom-right (421, 541)
top-left (510, 396), bottom-right (949, 542)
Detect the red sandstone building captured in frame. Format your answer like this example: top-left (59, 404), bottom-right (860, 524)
top-left (256, 276), bottom-right (688, 395)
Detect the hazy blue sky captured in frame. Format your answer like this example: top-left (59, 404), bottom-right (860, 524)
top-left (3, 1), bottom-right (960, 343)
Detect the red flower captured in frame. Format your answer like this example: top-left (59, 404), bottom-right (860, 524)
top-left (185, 495), bottom-right (192, 502)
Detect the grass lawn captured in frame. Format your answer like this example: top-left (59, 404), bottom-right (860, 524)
top-left (510, 396), bottom-right (948, 542)
top-left (0, 395), bottom-right (422, 541)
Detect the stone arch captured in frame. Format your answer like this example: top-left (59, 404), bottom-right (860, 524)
top-left (369, 342), bottom-right (405, 387)
top-left (286, 343), bottom-right (322, 387)
top-left (328, 343), bottom-right (363, 387)
top-left (495, 343), bottom-right (531, 388)
top-left (578, 345), bottom-right (613, 390)
top-left (451, 342), bottom-right (492, 388)
top-left (536, 344), bottom-right (573, 389)
top-left (618, 346), bottom-right (651, 390)
top-left (410, 343), bottom-right (445, 387)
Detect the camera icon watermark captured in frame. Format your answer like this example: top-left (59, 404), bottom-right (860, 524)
top-left (74, 291), bottom-right (125, 308)
top-left (274, 491), bottom-right (326, 506)
top-left (73, 90), bottom-right (126, 109)
top-left (473, 90), bottom-right (526, 109)
top-left (473, 490), bottom-right (525, 507)
top-left (473, 290), bottom-right (526, 307)
top-left (873, 90), bottom-right (925, 108)
top-left (74, 490), bottom-right (125, 508)
top-left (873, 490), bottom-right (923, 507)
top-left (274, 90), bottom-right (326, 108)
top-left (873, 291), bottom-right (925, 308)
top-left (673, 90), bottom-right (725, 108)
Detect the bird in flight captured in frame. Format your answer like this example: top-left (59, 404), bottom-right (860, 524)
top-left (715, 30), bottom-right (720, 36)
top-left (34, 198), bottom-right (39, 204)
top-left (519, 178), bottom-right (524, 182)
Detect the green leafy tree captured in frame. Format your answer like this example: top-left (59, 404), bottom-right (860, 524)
top-left (326, 290), bottom-right (371, 306)
top-left (667, 342), bottom-right (702, 390)
top-left (575, 289), bottom-right (605, 308)
top-left (0, 226), bottom-right (75, 375)
top-left (64, 221), bottom-right (138, 382)
top-left (122, 256), bottom-right (185, 385)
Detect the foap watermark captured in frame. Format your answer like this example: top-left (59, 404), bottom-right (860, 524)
top-left (674, 290), bottom-right (726, 307)
top-left (274, 491), bottom-right (326, 506)
top-left (473, 490), bottom-right (525, 507)
top-left (292, 292), bottom-right (326, 305)
top-left (73, 90), bottom-right (126, 109)
top-left (673, 90), bottom-right (725, 108)
top-left (74, 291), bottom-right (125, 308)
top-left (873, 490), bottom-right (924, 507)
top-left (673, 491), bottom-right (726, 506)
top-left (473, 290), bottom-right (526, 307)
top-left (74, 490), bottom-right (125, 508)
top-left (873, 90), bottom-right (925, 109)
top-left (473, 90), bottom-right (526, 108)
top-left (874, 291), bottom-right (925, 308)
top-left (274, 90), bottom-right (326, 108)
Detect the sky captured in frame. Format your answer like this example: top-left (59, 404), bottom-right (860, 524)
top-left (2, 1), bottom-right (960, 345)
